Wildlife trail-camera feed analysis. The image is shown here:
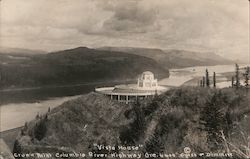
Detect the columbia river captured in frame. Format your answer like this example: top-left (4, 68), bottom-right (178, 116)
top-left (0, 64), bottom-right (247, 132)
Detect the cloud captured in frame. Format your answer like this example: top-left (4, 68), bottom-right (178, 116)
top-left (100, 0), bottom-right (159, 33)
top-left (0, 0), bottom-right (249, 61)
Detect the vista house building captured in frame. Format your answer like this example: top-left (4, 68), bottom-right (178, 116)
top-left (95, 71), bottom-right (168, 104)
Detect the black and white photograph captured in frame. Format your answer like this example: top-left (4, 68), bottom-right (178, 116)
top-left (0, 0), bottom-right (249, 158)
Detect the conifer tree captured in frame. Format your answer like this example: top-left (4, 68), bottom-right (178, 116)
top-left (202, 76), bottom-right (205, 87)
top-left (213, 72), bottom-right (216, 88)
top-left (24, 122), bottom-right (28, 130)
top-left (145, 133), bottom-right (165, 155)
top-left (35, 113), bottom-right (40, 119)
top-left (243, 66), bottom-right (249, 90)
top-left (231, 76), bottom-right (234, 87)
top-left (120, 100), bottom-right (146, 144)
top-left (144, 93), bottom-right (161, 116)
top-left (13, 140), bottom-right (22, 158)
top-left (0, 65), bottom-right (2, 90)
top-left (132, 100), bottom-right (146, 136)
top-left (22, 122), bottom-right (28, 135)
top-left (235, 63), bottom-right (240, 89)
top-left (0, 64), bottom-right (2, 82)
top-left (34, 120), bottom-right (47, 141)
top-left (206, 69), bottom-right (210, 87)
top-left (20, 129), bottom-right (25, 136)
top-left (199, 92), bottom-right (225, 150)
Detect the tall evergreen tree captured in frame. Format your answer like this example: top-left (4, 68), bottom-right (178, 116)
top-left (35, 113), bottom-right (40, 119)
top-left (24, 122), bottom-right (28, 129)
top-left (205, 69), bottom-right (210, 87)
top-left (199, 92), bottom-right (226, 150)
top-left (213, 72), bottom-right (216, 88)
top-left (243, 66), bottom-right (249, 90)
top-left (120, 100), bottom-right (146, 144)
top-left (13, 140), bottom-right (22, 159)
top-left (34, 117), bottom-right (47, 141)
top-left (145, 133), bottom-right (165, 155)
top-left (202, 76), bottom-right (205, 87)
top-left (231, 76), bottom-right (234, 87)
top-left (235, 63), bottom-right (240, 89)
top-left (0, 64), bottom-right (2, 89)
top-left (0, 64), bottom-right (2, 82)
top-left (200, 80), bottom-right (203, 87)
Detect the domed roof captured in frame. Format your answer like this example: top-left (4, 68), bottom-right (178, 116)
top-left (140, 71), bottom-right (155, 81)
top-left (142, 71), bottom-right (154, 75)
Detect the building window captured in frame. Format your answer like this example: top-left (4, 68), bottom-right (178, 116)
top-left (139, 82), bottom-right (143, 87)
top-left (145, 82), bottom-right (151, 87)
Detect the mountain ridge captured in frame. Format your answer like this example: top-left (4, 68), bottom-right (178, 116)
top-left (0, 47), bottom-right (169, 89)
top-left (98, 46), bottom-right (234, 68)
top-left (0, 47), bottom-right (47, 55)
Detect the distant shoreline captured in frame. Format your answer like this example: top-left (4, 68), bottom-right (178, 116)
top-left (0, 79), bottom-right (137, 106)
top-left (0, 75), bottom-right (169, 106)
top-left (0, 79), bottom-right (135, 92)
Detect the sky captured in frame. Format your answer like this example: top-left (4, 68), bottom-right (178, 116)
top-left (0, 0), bottom-right (249, 61)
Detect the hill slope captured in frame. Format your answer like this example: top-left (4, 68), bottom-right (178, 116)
top-left (98, 47), bottom-right (233, 68)
top-left (13, 88), bottom-right (250, 159)
top-left (0, 47), bottom-right (169, 89)
top-left (13, 93), bottom-right (132, 158)
top-left (0, 47), bottom-right (46, 55)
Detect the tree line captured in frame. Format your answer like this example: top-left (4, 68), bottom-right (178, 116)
top-left (198, 68), bottom-right (216, 88)
top-left (199, 64), bottom-right (250, 91)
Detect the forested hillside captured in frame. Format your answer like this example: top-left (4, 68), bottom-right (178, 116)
top-left (0, 47), bottom-right (168, 89)
top-left (13, 87), bottom-right (250, 159)
top-left (99, 47), bottom-right (233, 69)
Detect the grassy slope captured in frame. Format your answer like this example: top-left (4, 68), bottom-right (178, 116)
top-left (0, 47), bottom-right (168, 89)
top-left (13, 93), bottom-right (131, 156)
top-left (14, 87), bottom-right (250, 158)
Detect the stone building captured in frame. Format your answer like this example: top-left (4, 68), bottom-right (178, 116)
top-left (95, 71), bottom-right (167, 104)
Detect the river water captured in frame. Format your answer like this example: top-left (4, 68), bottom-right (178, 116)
top-left (0, 64), bottom-right (247, 132)
top-left (159, 64), bottom-right (247, 88)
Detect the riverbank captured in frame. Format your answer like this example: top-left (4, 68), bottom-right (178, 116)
top-left (1, 64), bottom-right (241, 132)
top-left (0, 80), bottom-right (137, 106)
top-left (1, 95), bottom-right (81, 132)
top-left (0, 79), bottom-right (137, 93)
top-left (182, 76), bottom-right (229, 87)
top-left (0, 64), bottom-right (245, 151)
